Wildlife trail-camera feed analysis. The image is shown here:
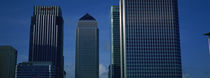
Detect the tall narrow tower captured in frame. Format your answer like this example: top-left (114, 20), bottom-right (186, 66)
top-left (29, 6), bottom-right (64, 78)
top-left (111, 6), bottom-right (121, 78)
top-left (75, 13), bottom-right (99, 78)
top-left (120, 0), bottom-right (182, 78)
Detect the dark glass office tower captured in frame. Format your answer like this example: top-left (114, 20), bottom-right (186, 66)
top-left (75, 14), bottom-right (99, 78)
top-left (0, 46), bottom-right (17, 78)
top-left (120, 0), bottom-right (182, 78)
top-left (16, 62), bottom-right (56, 78)
top-left (111, 6), bottom-right (121, 78)
top-left (108, 65), bottom-right (112, 78)
top-left (29, 6), bottom-right (64, 78)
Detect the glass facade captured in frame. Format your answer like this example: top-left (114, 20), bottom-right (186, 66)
top-left (111, 6), bottom-right (121, 78)
top-left (16, 62), bottom-right (56, 78)
top-left (28, 6), bottom-right (64, 78)
top-left (75, 14), bottom-right (99, 78)
top-left (120, 0), bottom-right (182, 78)
top-left (0, 46), bottom-right (17, 78)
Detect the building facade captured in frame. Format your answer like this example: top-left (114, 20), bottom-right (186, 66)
top-left (28, 6), bottom-right (64, 78)
top-left (0, 46), bottom-right (17, 78)
top-left (111, 6), bottom-right (121, 78)
top-left (120, 0), bottom-right (182, 78)
top-left (75, 14), bottom-right (99, 78)
top-left (16, 62), bottom-right (56, 78)
top-left (108, 65), bottom-right (112, 78)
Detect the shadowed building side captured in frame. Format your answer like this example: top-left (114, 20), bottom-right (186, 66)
top-left (16, 62), bottom-right (56, 78)
top-left (0, 46), bottom-right (17, 78)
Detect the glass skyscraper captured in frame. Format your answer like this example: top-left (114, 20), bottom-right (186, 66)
top-left (28, 6), bottom-right (64, 78)
top-left (120, 0), bottom-right (182, 78)
top-left (16, 62), bottom-right (56, 78)
top-left (111, 6), bottom-right (121, 78)
top-left (75, 14), bottom-right (99, 78)
top-left (0, 46), bottom-right (17, 78)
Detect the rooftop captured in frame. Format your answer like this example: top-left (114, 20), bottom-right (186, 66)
top-left (79, 13), bottom-right (96, 21)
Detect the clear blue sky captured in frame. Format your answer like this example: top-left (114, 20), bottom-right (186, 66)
top-left (0, 0), bottom-right (210, 78)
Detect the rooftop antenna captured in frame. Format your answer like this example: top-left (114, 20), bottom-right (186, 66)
top-left (204, 32), bottom-right (210, 55)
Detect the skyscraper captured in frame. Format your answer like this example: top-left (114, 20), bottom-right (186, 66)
top-left (120, 0), bottom-right (182, 78)
top-left (29, 6), bottom-right (64, 78)
top-left (111, 6), bottom-right (121, 78)
top-left (16, 62), bottom-right (56, 78)
top-left (0, 46), bottom-right (17, 78)
top-left (75, 13), bottom-right (99, 78)
top-left (108, 65), bottom-right (112, 78)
